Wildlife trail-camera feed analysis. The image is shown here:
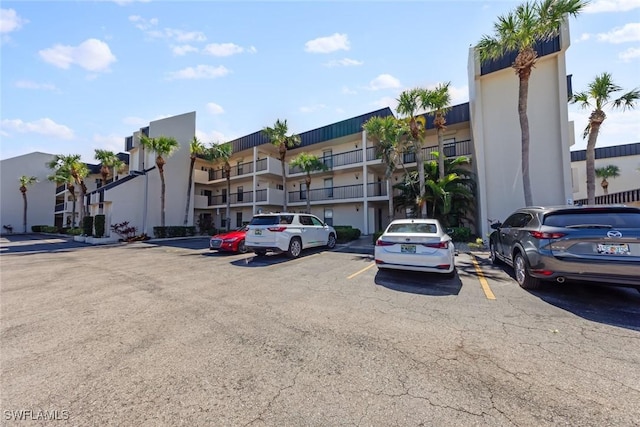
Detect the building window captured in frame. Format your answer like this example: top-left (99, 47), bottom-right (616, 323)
top-left (237, 186), bottom-right (244, 202)
top-left (236, 212), bottom-right (243, 228)
top-left (237, 161), bottom-right (243, 175)
top-left (221, 188), bottom-right (227, 204)
top-left (300, 182), bottom-right (307, 200)
top-left (324, 178), bottom-right (333, 198)
top-left (323, 149), bottom-right (333, 168)
top-left (324, 208), bottom-right (333, 226)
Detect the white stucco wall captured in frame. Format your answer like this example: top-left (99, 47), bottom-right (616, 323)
top-left (0, 152), bottom-right (57, 232)
top-left (571, 151), bottom-right (640, 199)
top-left (469, 23), bottom-right (573, 239)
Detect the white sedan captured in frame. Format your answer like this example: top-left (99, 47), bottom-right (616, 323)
top-left (374, 219), bottom-right (456, 275)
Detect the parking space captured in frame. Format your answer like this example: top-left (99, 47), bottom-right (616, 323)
top-left (2, 236), bottom-right (639, 426)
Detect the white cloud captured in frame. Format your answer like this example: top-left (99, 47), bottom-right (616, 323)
top-left (576, 33), bottom-right (591, 42)
top-left (165, 29), bottom-right (206, 43)
top-left (367, 74), bottom-right (401, 91)
top-left (304, 33), bottom-right (350, 54)
top-left (569, 108), bottom-right (640, 148)
top-left (113, 0), bottom-right (152, 5)
top-left (440, 84), bottom-right (469, 105)
top-left (203, 43), bottom-right (245, 57)
top-left (196, 129), bottom-right (228, 144)
top-left (370, 96), bottom-right (398, 110)
top-left (342, 86), bottom-right (357, 95)
top-left (324, 58), bottom-right (363, 67)
top-left (1, 118), bottom-right (74, 139)
top-left (172, 44), bottom-right (198, 56)
top-left (620, 46), bottom-right (640, 61)
top-left (1, 8), bottom-right (27, 33)
top-left (585, 0), bottom-right (640, 13)
top-left (597, 23), bottom-right (640, 43)
top-left (206, 102), bottom-right (225, 115)
top-left (128, 15), bottom-right (158, 31)
top-left (166, 65), bottom-right (230, 80)
top-left (14, 80), bottom-right (57, 91)
top-left (39, 38), bottom-right (117, 72)
top-left (122, 116), bottom-right (147, 126)
top-left (299, 104), bottom-right (327, 113)
top-left (92, 134), bottom-right (124, 155)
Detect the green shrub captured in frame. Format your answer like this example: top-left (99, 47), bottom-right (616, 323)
top-left (94, 215), bottom-right (106, 238)
top-left (83, 216), bottom-right (93, 236)
top-left (372, 230), bottom-right (384, 244)
top-left (153, 226), bottom-right (196, 239)
top-left (42, 226), bottom-right (59, 233)
top-left (335, 226), bottom-right (361, 243)
top-left (449, 226), bottom-right (473, 242)
top-left (66, 227), bottom-right (83, 236)
top-left (31, 225), bottom-right (47, 232)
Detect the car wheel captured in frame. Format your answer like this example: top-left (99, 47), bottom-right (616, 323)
top-left (237, 240), bottom-right (247, 254)
top-left (489, 242), bottom-right (501, 265)
top-left (287, 237), bottom-right (302, 258)
top-left (254, 250), bottom-right (267, 257)
top-left (514, 252), bottom-right (541, 290)
top-left (326, 233), bottom-right (336, 249)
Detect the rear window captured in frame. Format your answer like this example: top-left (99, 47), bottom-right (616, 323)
top-left (387, 223), bottom-right (438, 234)
top-left (543, 211), bottom-right (640, 228)
top-left (249, 215), bottom-right (294, 226)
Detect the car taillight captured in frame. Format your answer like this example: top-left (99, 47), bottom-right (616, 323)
top-left (422, 241), bottom-right (449, 249)
top-left (529, 231), bottom-right (566, 239)
top-left (375, 240), bottom-right (395, 246)
top-left (267, 226), bottom-right (287, 232)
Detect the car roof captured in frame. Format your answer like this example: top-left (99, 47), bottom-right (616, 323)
top-left (517, 205), bottom-right (640, 213)
top-left (389, 218), bottom-right (440, 224)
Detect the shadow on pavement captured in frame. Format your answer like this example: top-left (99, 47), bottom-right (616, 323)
top-left (0, 234), bottom-right (90, 255)
top-left (374, 269), bottom-right (462, 296)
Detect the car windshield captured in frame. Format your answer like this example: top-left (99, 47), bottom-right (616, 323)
top-left (387, 223), bottom-right (438, 234)
top-left (249, 215), bottom-right (294, 226)
top-left (543, 211), bottom-right (640, 228)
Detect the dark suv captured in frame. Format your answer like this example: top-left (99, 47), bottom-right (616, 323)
top-left (489, 205), bottom-right (640, 290)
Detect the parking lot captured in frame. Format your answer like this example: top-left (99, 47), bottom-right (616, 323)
top-left (1, 234), bottom-right (639, 426)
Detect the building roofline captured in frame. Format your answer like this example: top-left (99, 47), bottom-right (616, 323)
top-left (570, 142), bottom-right (640, 162)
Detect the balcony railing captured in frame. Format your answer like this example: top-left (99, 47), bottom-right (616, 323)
top-left (367, 139), bottom-right (472, 163)
top-left (288, 184), bottom-right (363, 203)
top-left (288, 149), bottom-right (363, 175)
top-left (367, 182), bottom-right (388, 197)
top-left (574, 188), bottom-right (640, 206)
top-left (55, 202), bottom-right (65, 212)
top-left (208, 191), bottom-right (254, 206)
top-left (55, 184), bottom-right (66, 194)
top-left (208, 160), bottom-right (255, 180)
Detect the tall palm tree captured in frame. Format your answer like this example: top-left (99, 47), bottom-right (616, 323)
top-left (262, 119), bottom-right (301, 212)
top-left (207, 142), bottom-right (233, 231)
top-left (397, 88), bottom-right (428, 218)
top-left (19, 175), bottom-right (38, 233)
top-left (139, 135), bottom-right (179, 228)
top-left (47, 166), bottom-right (76, 227)
top-left (184, 137), bottom-right (206, 225)
top-left (571, 73), bottom-right (639, 204)
top-left (94, 149), bottom-right (125, 187)
top-left (289, 152), bottom-right (329, 214)
top-left (363, 115), bottom-right (409, 222)
top-left (476, 0), bottom-right (586, 206)
top-left (594, 164), bottom-right (620, 196)
top-left (420, 82), bottom-right (452, 181)
top-left (47, 155), bottom-right (89, 225)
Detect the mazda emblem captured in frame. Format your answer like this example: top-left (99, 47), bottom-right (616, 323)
top-left (607, 230), bottom-right (623, 238)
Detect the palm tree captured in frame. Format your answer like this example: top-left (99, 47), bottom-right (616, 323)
top-left (262, 119), bottom-right (301, 212)
top-left (594, 164), bottom-right (620, 196)
top-left (421, 82), bottom-right (452, 181)
top-left (289, 152), bottom-right (329, 214)
top-left (19, 176), bottom-right (38, 233)
top-left (571, 73), bottom-right (639, 204)
top-left (184, 137), bottom-right (206, 225)
top-left (47, 166), bottom-right (76, 227)
top-left (94, 149), bottom-right (125, 187)
top-left (139, 135), bottom-right (179, 228)
top-left (363, 115), bottom-right (409, 222)
top-left (476, 0), bottom-right (586, 206)
top-left (47, 155), bottom-right (89, 225)
top-left (207, 142), bottom-right (233, 231)
top-left (397, 88), bottom-right (428, 218)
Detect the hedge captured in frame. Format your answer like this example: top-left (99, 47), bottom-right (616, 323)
top-left (83, 216), bottom-right (93, 237)
top-left (94, 214), bottom-right (106, 238)
top-left (334, 225), bottom-right (361, 243)
top-left (153, 226), bottom-right (197, 239)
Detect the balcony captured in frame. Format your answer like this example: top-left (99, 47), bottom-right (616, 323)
top-left (366, 139), bottom-right (472, 163)
top-left (209, 191), bottom-right (254, 207)
top-left (194, 169), bottom-right (209, 184)
top-left (54, 202), bottom-right (73, 213)
top-left (288, 149), bottom-right (363, 175)
top-left (208, 159), bottom-right (255, 181)
top-left (255, 157), bottom-right (283, 176)
top-left (255, 188), bottom-right (285, 206)
top-left (367, 182), bottom-right (388, 198)
top-left (288, 184), bottom-right (363, 203)
top-left (194, 195), bottom-right (209, 209)
top-left (55, 184), bottom-right (67, 194)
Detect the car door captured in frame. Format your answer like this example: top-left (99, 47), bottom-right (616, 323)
top-left (298, 215), bottom-right (316, 248)
top-left (498, 212), bottom-right (533, 263)
top-left (309, 215), bottom-right (327, 247)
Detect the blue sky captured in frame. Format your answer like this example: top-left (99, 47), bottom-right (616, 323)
top-left (1, 0), bottom-right (638, 163)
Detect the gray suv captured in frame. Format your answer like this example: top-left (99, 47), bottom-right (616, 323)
top-left (489, 205), bottom-right (640, 290)
top-left (245, 213), bottom-right (337, 258)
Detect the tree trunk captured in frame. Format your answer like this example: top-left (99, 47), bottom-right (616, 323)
top-left (21, 189), bottom-right (27, 233)
top-left (281, 158), bottom-right (287, 212)
top-left (387, 180), bottom-right (394, 225)
top-left (601, 179), bottom-right (609, 195)
top-left (416, 145), bottom-right (427, 218)
top-left (306, 175), bottom-right (311, 214)
top-left (436, 114), bottom-right (446, 181)
top-left (160, 171), bottom-right (166, 228)
top-left (518, 74), bottom-right (533, 207)
top-left (226, 176), bottom-right (231, 231)
top-left (184, 157), bottom-right (195, 226)
top-left (586, 114), bottom-right (604, 205)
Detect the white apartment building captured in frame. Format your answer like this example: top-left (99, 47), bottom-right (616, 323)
top-left (6, 22), bottom-right (633, 240)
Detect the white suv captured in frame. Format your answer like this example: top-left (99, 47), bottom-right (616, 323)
top-left (245, 213), bottom-right (337, 258)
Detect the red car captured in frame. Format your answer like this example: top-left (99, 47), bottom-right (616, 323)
top-left (209, 226), bottom-right (248, 254)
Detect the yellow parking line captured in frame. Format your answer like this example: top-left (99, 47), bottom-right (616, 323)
top-left (471, 254), bottom-right (496, 300)
top-left (348, 262), bottom-right (375, 279)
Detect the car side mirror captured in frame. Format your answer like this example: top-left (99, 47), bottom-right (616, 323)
top-left (490, 222), bottom-right (502, 230)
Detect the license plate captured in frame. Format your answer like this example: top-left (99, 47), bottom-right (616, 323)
top-left (255, 229), bottom-right (262, 236)
top-left (596, 243), bottom-right (629, 255)
top-left (401, 244), bottom-right (416, 254)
